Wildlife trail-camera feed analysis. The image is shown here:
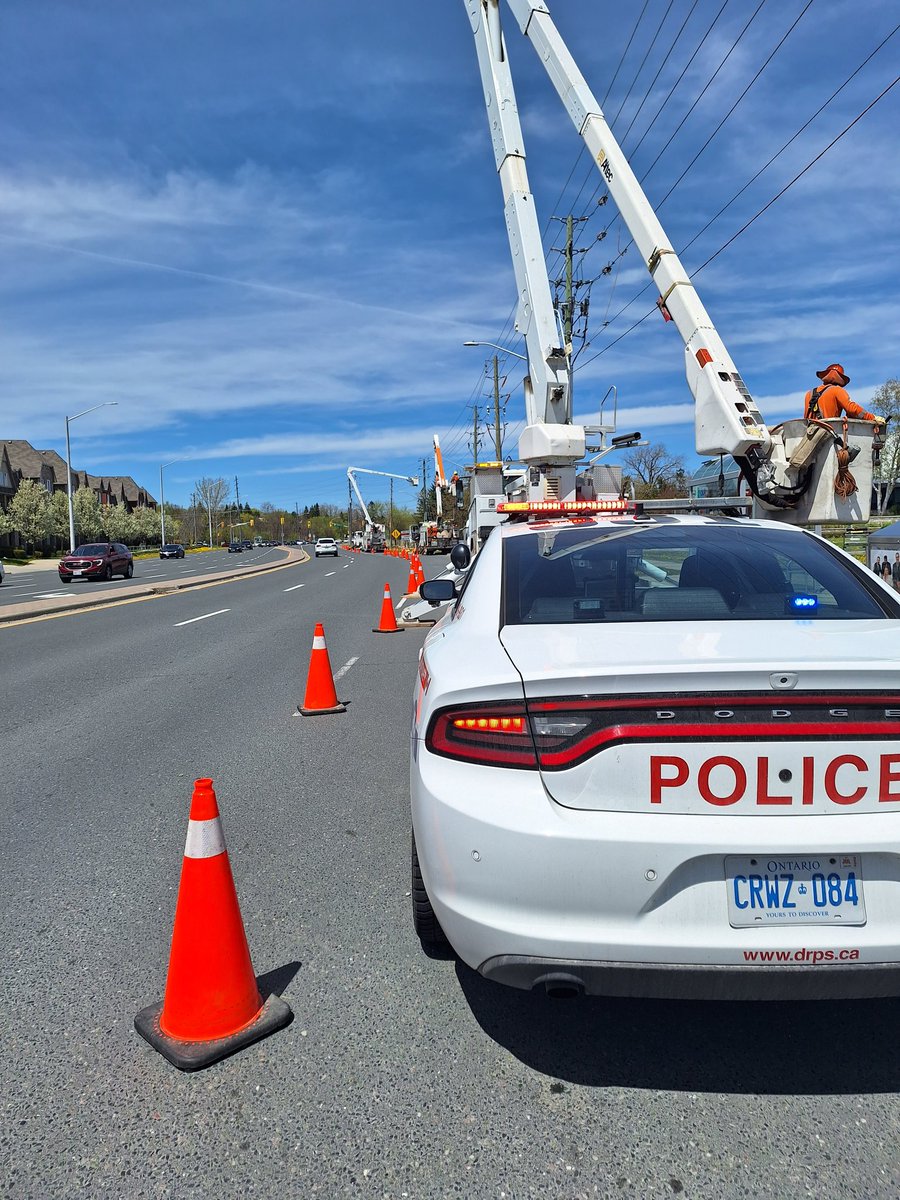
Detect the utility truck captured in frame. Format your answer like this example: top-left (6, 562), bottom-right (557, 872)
top-left (462, 0), bottom-right (878, 527)
top-left (347, 467), bottom-right (419, 553)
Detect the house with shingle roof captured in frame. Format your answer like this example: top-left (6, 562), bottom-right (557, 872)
top-left (1, 440), bottom-right (156, 510)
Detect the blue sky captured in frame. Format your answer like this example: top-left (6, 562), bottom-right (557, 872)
top-left (1, 0), bottom-right (897, 510)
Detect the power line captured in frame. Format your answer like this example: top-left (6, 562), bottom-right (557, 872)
top-left (545, 1), bottom-right (671, 280)
top-left (569, 0), bottom-right (763, 281)
top-left (655, 0), bottom-right (817, 211)
top-left (608, 0), bottom-right (677, 130)
top-left (677, 19), bottom-right (900, 260)
top-left (691, 72), bottom-right (900, 276)
top-left (575, 70), bottom-right (900, 372)
top-left (635, 0), bottom-right (769, 193)
top-left (617, 0), bottom-right (699, 148)
top-left (571, 0), bottom-right (731, 248)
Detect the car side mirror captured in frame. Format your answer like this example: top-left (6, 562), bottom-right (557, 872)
top-left (450, 543), bottom-right (471, 571)
top-left (419, 579), bottom-right (457, 605)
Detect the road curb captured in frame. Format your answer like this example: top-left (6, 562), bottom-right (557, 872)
top-left (0, 549), bottom-right (309, 627)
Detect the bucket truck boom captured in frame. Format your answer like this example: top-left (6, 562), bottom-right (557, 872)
top-left (347, 467), bottom-right (419, 552)
top-left (464, 0), bottom-right (877, 523)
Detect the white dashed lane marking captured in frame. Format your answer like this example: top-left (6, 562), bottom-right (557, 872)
top-left (333, 656), bottom-right (359, 681)
top-left (284, 583), bottom-right (306, 592)
top-left (174, 609), bottom-right (230, 627)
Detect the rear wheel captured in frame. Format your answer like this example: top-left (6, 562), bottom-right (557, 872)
top-left (411, 831), bottom-right (450, 952)
top-left (124, 562), bottom-right (133, 579)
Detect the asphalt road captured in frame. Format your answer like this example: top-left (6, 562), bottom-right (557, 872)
top-left (0, 545), bottom-right (289, 608)
top-left (2, 552), bottom-right (900, 1199)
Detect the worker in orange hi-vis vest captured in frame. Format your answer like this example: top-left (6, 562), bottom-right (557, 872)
top-left (804, 363), bottom-right (884, 426)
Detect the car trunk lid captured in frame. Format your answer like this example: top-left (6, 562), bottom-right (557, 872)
top-left (499, 620), bottom-right (900, 814)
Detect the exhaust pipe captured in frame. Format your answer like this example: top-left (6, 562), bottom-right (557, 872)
top-left (537, 973), bottom-right (585, 1000)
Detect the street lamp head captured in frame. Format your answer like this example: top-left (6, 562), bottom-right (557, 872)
top-left (463, 339), bottom-right (527, 362)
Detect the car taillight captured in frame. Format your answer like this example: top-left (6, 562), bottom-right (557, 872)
top-left (426, 704), bottom-right (537, 768)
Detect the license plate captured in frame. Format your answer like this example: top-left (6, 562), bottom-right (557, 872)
top-left (73, 570), bottom-right (83, 576)
top-left (725, 854), bottom-right (866, 927)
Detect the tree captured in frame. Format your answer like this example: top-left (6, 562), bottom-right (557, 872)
top-left (132, 505), bottom-right (161, 546)
top-left (101, 502), bottom-right (131, 543)
top-left (871, 379), bottom-right (900, 513)
top-left (622, 443), bottom-right (686, 499)
top-left (195, 477), bottom-right (231, 542)
top-left (72, 486), bottom-right (103, 542)
top-left (48, 490), bottom-right (71, 541)
top-left (9, 480), bottom-right (51, 547)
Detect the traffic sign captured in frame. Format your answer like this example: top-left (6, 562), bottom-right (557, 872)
top-left (392, 529), bottom-right (400, 539)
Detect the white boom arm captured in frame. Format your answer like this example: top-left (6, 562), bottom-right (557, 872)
top-left (466, 1), bottom-right (874, 518)
top-left (347, 467), bottom-right (419, 532)
top-left (434, 434), bottom-right (447, 518)
top-left (466, 0), bottom-right (585, 496)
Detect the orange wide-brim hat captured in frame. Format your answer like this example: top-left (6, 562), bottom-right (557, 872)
top-left (817, 363), bottom-right (850, 385)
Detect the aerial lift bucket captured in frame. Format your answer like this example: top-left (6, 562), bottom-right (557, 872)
top-left (754, 418), bottom-right (877, 525)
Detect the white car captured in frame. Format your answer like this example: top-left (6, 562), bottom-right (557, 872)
top-left (314, 538), bottom-right (338, 558)
top-left (410, 506), bottom-right (900, 1000)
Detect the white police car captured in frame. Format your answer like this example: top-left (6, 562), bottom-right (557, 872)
top-left (410, 503), bottom-right (900, 999)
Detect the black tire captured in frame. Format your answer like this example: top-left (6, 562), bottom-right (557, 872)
top-left (124, 562), bottom-right (134, 579)
top-left (411, 831), bottom-right (450, 951)
top-left (103, 564), bottom-right (112, 582)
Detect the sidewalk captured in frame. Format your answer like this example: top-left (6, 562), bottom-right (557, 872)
top-left (0, 546), bottom-right (308, 625)
top-left (3, 557), bottom-right (61, 573)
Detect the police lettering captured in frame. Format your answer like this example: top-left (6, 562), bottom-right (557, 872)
top-left (649, 753), bottom-right (900, 807)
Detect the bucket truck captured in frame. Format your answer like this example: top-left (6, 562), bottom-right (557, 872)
top-left (347, 467), bottom-right (419, 552)
top-left (464, 0), bottom-right (878, 525)
top-left (415, 436), bottom-right (461, 554)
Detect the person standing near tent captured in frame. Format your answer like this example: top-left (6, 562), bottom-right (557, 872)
top-left (892, 552), bottom-right (900, 593)
top-left (883, 558), bottom-right (893, 585)
top-left (873, 555), bottom-right (883, 576)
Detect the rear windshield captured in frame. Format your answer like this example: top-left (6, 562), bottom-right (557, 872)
top-left (502, 522), bottom-right (894, 625)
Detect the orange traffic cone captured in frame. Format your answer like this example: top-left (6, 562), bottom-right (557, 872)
top-left (135, 778), bottom-right (292, 1071)
top-left (405, 560), bottom-right (419, 595)
top-left (298, 622), bottom-right (347, 714)
top-left (373, 582), bottom-right (403, 633)
top-left (415, 556), bottom-right (426, 588)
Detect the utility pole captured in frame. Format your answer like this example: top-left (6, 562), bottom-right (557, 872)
top-left (471, 403), bottom-right (480, 464)
top-left (389, 477), bottom-right (394, 546)
top-left (564, 214), bottom-right (573, 346)
top-left (422, 457), bottom-right (428, 520)
top-left (551, 213), bottom-right (589, 352)
top-left (348, 477), bottom-right (353, 538)
top-left (492, 356), bottom-right (502, 461)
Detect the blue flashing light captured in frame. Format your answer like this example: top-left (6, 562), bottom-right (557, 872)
top-left (790, 595), bottom-right (818, 611)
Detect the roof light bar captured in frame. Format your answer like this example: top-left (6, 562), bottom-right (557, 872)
top-left (498, 499), bottom-right (632, 516)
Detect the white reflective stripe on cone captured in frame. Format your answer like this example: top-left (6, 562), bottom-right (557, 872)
top-left (312, 635), bottom-right (327, 650)
top-left (184, 817), bottom-right (226, 859)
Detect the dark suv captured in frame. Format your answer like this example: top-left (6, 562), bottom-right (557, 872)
top-left (59, 543), bottom-right (134, 582)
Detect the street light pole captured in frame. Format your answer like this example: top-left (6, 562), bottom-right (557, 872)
top-left (65, 417), bottom-right (75, 553)
top-left (64, 402), bottom-right (118, 552)
top-left (159, 459), bottom-right (181, 547)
